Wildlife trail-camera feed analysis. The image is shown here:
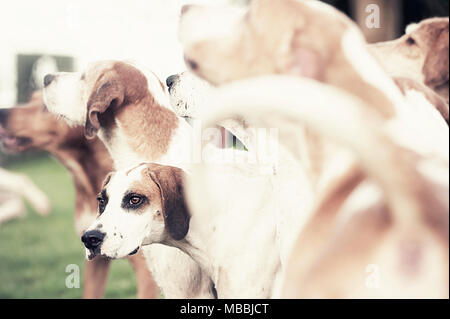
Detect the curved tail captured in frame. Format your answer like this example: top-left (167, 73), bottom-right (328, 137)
top-left (198, 75), bottom-right (440, 224)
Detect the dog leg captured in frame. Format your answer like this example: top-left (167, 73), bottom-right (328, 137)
top-left (127, 251), bottom-right (159, 299)
top-left (82, 257), bottom-right (110, 298)
top-left (0, 195), bottom-right (25, 226)
top-left (0, 168), bottom-right (50, 216)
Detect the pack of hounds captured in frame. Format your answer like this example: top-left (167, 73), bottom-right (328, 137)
top-left (0, 0), bottom-right (448, 299)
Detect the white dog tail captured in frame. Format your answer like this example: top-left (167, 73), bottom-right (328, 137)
top-left (198, 75), bottom-right (447, 226)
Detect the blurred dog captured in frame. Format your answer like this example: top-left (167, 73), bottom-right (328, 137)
top-left (179, 0), bottom-right (449, 298)
top-left (369, 17), bottom-right (449, 104)
top-left (42, 61), bottom-right (216, 298)
top-left (0, 91), bottom-right (158, 299)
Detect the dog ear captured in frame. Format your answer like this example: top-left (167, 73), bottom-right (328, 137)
top-left (85, 73), bottom-right (125, 139)
top-left (423, 22), bottom-right (449, 88)
top-left (147, 165), bottom-right (190, 241)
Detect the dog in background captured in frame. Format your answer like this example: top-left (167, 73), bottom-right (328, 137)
top-left (369, 17), bottom-right (449, 123)
top-left (179, 0), bottom-right (449, 298)
top-left (0, 91), bottom-right (158, 299)
top-left (369, 17), bottom-right (449, 105)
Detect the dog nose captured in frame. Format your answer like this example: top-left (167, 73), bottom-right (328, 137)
top-left (43, 74), bottom-right (55, 87)
top-left (81, 230), bottom-right (105, 250)
top-left (166, 74), bottom-right (179, 89)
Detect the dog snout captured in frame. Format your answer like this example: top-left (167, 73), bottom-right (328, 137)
top-left (166, 74), bottom-right (179, 89)
top-left (43, 74), bottom-right (55, 87)
top-left (81, 230), bottom-right (105, 250)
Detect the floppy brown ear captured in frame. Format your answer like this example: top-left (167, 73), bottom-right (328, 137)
top-left (423, 22), bottom-right (449, 88)
top-left (85, 73), bottom-right (125, 139)
top-left (147, 164), bottom-right (190, 241)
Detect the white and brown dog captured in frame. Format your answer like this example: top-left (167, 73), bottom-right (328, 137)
top-left (42, 60), bottom-right (215, 298)
top-left (43, 60), bottom-right (295, 298)
top-left (369, 17), bottom-right (449, 105)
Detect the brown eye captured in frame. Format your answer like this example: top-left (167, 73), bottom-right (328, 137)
top-left (129, 196), bottom-right (142, 205)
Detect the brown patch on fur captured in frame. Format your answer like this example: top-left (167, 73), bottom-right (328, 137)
top-left (422, 19), bottom-right (449, 89)
top-left (128, 172), bottom-right (163, 216)
top-left (394, 77), bottom-right (449, 123)
top-left (143, 163), bottom-right (190, 241)
top-left (116, 97), bottom-right (179, 162)
top-left (85, 62), bottom-right (179, 161)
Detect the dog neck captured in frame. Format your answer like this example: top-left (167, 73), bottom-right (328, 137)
top-left (100, 95), bottom-right (193, 170)
top-left (165, 234), bottom-right (215, 281)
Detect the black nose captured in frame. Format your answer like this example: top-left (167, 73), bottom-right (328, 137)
top-left (43, 74), bottom-right (55, 87)
top-left (81, 230), bottom-right (105, 250)
top-left (166, 74), bottom-right (179, 89)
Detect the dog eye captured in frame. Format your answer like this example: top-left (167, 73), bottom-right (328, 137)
top-left (97, 196), bottom-right (106, 214)
top-left (406, 37), bottom-right (416, 45)
top-left (129, 196), bottom-right (142, 206)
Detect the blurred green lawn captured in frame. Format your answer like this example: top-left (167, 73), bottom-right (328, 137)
top-left (0, 154), bottom-right (137, 298)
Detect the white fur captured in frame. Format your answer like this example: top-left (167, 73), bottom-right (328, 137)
top-left (42, 71), bottom-right (87, 126)
top-left (179, 5), bottom-right (247, 46)
top-left (43, 61), bottom-right (216, 299)
top-left (406, 23), bottom-right (420, 35)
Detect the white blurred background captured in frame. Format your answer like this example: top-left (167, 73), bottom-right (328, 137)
top-left (0, 0), bottom-right (244, 106)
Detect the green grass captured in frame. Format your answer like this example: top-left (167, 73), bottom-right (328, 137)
top-left (0, 154), bottom-right (137, 298)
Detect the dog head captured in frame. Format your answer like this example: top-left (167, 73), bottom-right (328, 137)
top-left (166, 71), bottom-right (211, 119)
top-left (179, 0), bottom-right (359, 85)
top-left (81, 163), bottom-right (190, 260)
top-left (43, 60), bottom-right (169, 139)
top-left (370, 17), bottom-right (449, 97)
top-left (179, 0), bottom-right (401, 119)
top-left (0, 91), bottom-right (72, 153)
